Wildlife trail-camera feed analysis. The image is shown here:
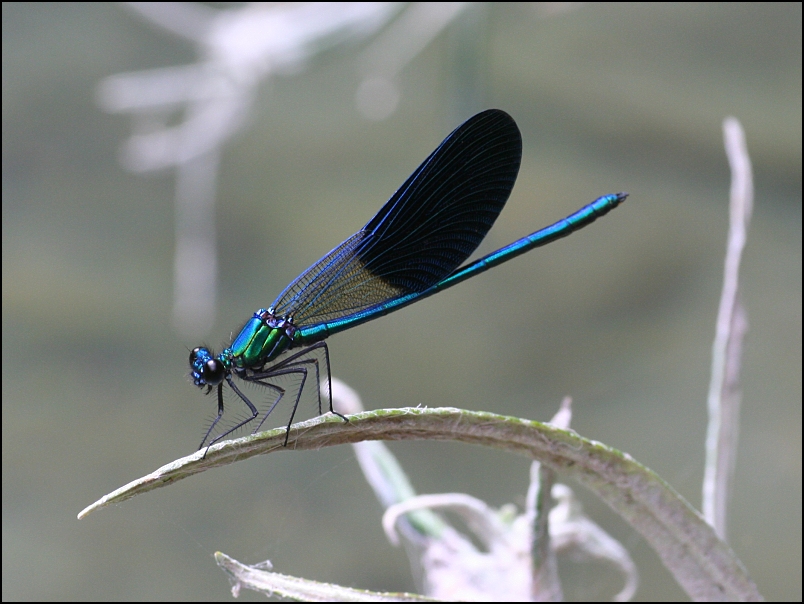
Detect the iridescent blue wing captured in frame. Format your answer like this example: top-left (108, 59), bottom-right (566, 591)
top-left (271, 109), bottom-right (522, 326)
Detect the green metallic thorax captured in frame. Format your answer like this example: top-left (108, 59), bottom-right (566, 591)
top-left (222, 309), bottom-right (295, 370)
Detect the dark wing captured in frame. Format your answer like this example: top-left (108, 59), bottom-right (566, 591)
top-left (271, 109), bottom-right (522, 326)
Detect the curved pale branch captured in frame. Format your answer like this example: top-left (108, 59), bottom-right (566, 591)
top-left (78, 407), bottom-right (762, 601)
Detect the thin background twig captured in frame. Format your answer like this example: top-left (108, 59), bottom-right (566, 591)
top-left (702, 117), bottom-right (754, 540)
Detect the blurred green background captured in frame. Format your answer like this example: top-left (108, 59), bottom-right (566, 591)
top-left (3, 3), bottom-right (800, 601)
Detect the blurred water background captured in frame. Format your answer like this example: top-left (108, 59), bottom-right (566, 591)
top-left (3, 3), bottom-right (800, 601)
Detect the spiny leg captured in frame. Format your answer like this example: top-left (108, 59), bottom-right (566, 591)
top-left (277, 341), bottom-right (346, 421)
top-left (199, 343), bottom-right (351, 453)
top-left (248, 364), bottom-right (309, 445)
top-left (198, 383), bottom-right (227, 450)
top-left (201, 376), bottom-right (260, 450)
top-left (246, 342), bottom-right (348, 444)
top-left (310, 341), bottom-right (344, 421)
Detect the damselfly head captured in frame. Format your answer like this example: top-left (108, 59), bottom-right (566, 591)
top-left (190, 347), bottom-right (226, 388)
